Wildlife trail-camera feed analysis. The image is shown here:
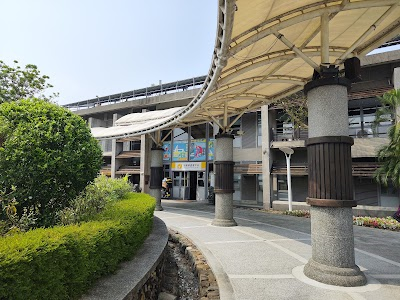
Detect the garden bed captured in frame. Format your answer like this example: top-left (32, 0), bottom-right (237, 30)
top-left (255, 208), bottom-right (400, 231)
top-left (0, 192), bottom-right (155, 300)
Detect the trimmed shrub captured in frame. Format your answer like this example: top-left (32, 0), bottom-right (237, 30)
top-left (0, 192), bottom-right (155, 300)
top-left (58, 175), bottom-right (133, 225)
top-left (0, 98), bottom-right (103, 226)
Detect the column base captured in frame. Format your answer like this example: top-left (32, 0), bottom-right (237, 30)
top-left (149, 188), bottom-right (163, 212)
top-left (155, 205), bottom-right (163, 211)
top-left (211, 218), bottom-right (237, 227)
top-left (304, 259), bottom-right (367, 287)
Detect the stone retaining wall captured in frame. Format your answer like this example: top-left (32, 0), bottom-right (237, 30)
top-left (168, 230), bottom-right (220, 300)
top-left (82, 217), bottom-right (168, 300)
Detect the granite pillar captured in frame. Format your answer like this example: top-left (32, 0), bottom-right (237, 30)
top-left (149, 147), bottom-right (163, 211)
top-left (212, 134), bottom-right (237, 227)
top-left (304, 82), bottom-right (366, 286)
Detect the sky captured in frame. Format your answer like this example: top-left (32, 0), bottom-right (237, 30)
top-left (0, 1), bottom-right (217, 105)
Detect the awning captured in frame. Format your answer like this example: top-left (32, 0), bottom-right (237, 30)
top-left (91, 106), bottom-right (184, 139)
top-left (92, 0), bottom-right (400, 140)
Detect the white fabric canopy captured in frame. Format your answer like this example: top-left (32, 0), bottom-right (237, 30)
top-left (92, 0), bottom-right (400, 140)
top-left (92, 107), bottom-right (184, 139)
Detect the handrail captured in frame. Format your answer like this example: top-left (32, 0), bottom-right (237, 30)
top-left (63, 75), bottom-right (207, 111)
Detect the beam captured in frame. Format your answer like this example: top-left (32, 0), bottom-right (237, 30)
top-left (229, 0), bottom-right (399, 55)
top-left (321, 13), bottom-right (330, 65)
top-left (335, 4), bottom-right (399, 64)
top-left (274, 31), bottom-right (320, 71)
top-left (219, 50), bottom-right (343, 86)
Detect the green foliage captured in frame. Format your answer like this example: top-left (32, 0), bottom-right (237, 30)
top-left (0, 193), bottom-right (156, 300)
top-left (374, 89), bottom-right (400, 187)
top-left (372, 89), bottom-right (400, 133)
top-left (58, 175), bottom-right (133, 225)
top-left (0, 191), bottom-right (39, 236)
top-left (283, 209), bottom-right (310, 218)
top-left (0, 99), bottom-right (103, 226)
top-left (0, 60), bottom-right (57, 103)
top-left (277, 91), bottom-right (308, 129)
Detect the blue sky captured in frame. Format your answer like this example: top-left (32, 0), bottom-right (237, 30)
top-left (0, 1), bottom-right (217, 105)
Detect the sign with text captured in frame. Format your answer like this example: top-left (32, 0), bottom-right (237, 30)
top-left (171, 162), bottom-right (206, 171)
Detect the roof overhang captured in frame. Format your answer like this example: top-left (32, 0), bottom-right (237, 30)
top-left (92, 0), bottom-right (400, 141)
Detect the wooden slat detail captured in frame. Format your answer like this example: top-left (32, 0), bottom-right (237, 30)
top-left (307, 136), bottom-right (355, 206)
top-left (115, 165), bottom-right (140, 174)
top-left (116, 150), bottom-right (141, 158)
top-left (150, 166), bottom-right (163, 189)
top-left (271, 162), bottom-right (381, 177)
top-left (215, 161), bottom-right (234, 193)
top-left (234, 164), bottom-right (263, 174)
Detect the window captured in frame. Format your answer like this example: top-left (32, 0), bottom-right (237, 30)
top-left (231, 118), bottom-right (242, 148)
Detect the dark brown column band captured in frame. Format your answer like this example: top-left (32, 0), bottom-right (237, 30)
top-left (150, 167), bottom-right (163, 189)
top-left (214, 161), bottom-right (234, 193)
top-left (307, 136), bottom-right (356, 208)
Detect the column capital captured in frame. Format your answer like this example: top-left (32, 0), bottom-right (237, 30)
top-left (304, 77), bottom-right (351, 95)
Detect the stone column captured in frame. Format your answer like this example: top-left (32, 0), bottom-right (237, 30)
top-left (140, 134), bottom-right (152, 194)
top-left (303, 80), bottom-right (366, 286)
top-left (149, 147), bottom-right (163, 211)
top-left (261, 105), bottom-right (273, 209)
top-left (111, 139), bottom-right (122, 179)
top-left (212, 134), bottom-right (237, 226)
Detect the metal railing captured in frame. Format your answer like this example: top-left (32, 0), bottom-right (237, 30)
top-left (273, 122), bottom-right (391, 141)
top-left (63, 75), bottom-right (207, 111)
top-left (273, 128), bottom-right (308, 141)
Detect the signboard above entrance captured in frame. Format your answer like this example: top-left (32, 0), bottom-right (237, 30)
top-left (171, 162), bottom-right (206, 171)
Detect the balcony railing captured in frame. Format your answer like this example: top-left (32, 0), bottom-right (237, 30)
top-left (273, 128), bottom-right (308, 142)
top-left (272, 122), bottom-right (391, 141)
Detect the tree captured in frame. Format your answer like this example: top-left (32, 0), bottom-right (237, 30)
top-left (275, 91), bottom-right (308, 129)
top-left (374, 89), bottom-right (400, 187)
top-left (0, 99), bottom-right (103, 226)
top-left (0, 60), bottom-right (57, 103)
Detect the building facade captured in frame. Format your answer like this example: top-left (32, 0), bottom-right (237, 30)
top-left (66, 51), bottom-right (400, 213)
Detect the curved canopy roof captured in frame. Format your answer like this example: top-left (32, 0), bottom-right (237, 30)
top-left (93, 0), bottom-right (400, 140)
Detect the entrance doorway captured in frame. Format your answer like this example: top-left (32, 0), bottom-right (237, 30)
top-left (172, 171), bottom-right (197, 200)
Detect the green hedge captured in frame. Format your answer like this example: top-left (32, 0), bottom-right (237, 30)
top-left (0, 193), bottom-right (155, 300)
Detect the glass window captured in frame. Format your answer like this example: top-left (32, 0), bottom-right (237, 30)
top-left (231, 118), bottom-right (242, 148)
top-left (130, 140), bottom-right (141, 150)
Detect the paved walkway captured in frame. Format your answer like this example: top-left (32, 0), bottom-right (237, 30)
top-left (155, 200), bottom-right (400, 300)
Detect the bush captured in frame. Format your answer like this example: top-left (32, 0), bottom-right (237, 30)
top-left (283, 210), bottom-right (310, 218)
top-left (58, 175), bottom-right (133, 225)
top-left (0, 192), bottom-right (156, 300)
top-left (0, 98), bottom-right (103, 226)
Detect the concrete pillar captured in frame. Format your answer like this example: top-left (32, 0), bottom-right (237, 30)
top-left (304, 81), bottom-right (366, 286)
top-left (140, 134), bottom-right (151, 194)
top-left (111, 139), bottom-right (123, 179)
top-left (212, 134), bottom-right (237, 227)
top-left (149, 147), bottom-right (163, 211)
top-left (261, 105), bottom-right (273, 209)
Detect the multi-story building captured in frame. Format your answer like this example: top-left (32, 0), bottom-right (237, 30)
top-left (65, 50), bottom-right (400, 214)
